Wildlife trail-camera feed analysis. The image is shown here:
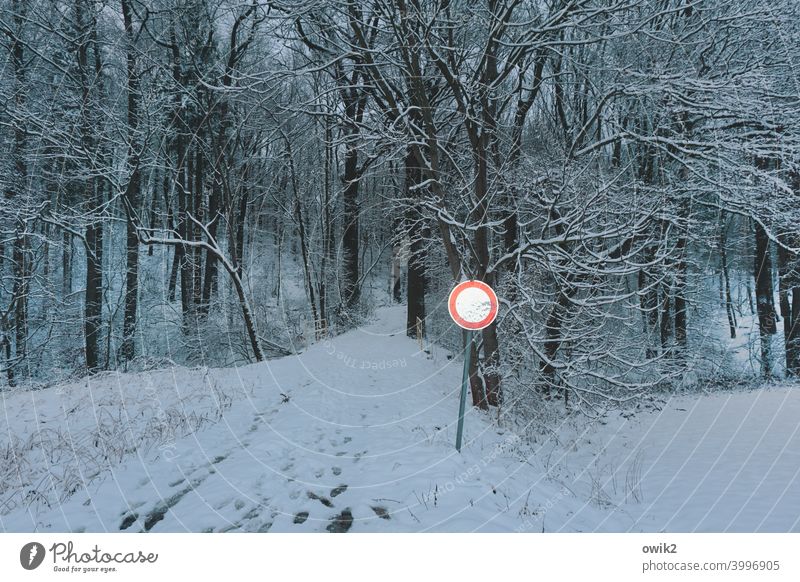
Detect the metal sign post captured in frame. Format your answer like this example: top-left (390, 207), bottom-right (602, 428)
top-left (455, 329), bottom-right (473, 452)
top-left (447, 280), bottom-right (499, 453)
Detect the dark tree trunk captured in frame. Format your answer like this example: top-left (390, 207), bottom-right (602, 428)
top-left (7, 0), bottom-right (29, 370)
top-left (540, 289), bottom-right (573, 399)
top-left (473, 136), bottom-right (502, 406)
top-left (75, 0), bottom-right (104, 373)
top-left (12, 237), bottom-right (28, 365)
top-left (167, 235), bottom-right (181, 303)
top-left (295, 196), bottom-right (320, 332)
top-left (333, 56), bottom-right (369, 312)
top-left (178, 152), bottom-right (193, 328)
top-left (639, 263), bottom-right (660, 358)
top-left (166, 22), bottom-right (195, 333)
top-left (778, 236), bottom-right (800, 375)
top-left (405, 147), bottom-right (426, 339)
top-left (467, 334), bottom-right (487, 409)
top-left (1, 316), bottom-right (13, 386)
top-left (778, 244), bottom-right (791, 371)
top-left (62, 231), bottom-right (72, 296)
top-left (235, 185), bottom-right (248, 279)
top-left (341, 139), bottom-right (360, 309)
top-left (85, 217), bottom-right (103, 373)
top-left (192, 145), bottom-right (204, 308)
top-left (147, 172), bottom-right (157, 257)
top-left (202, 121), bottom-right (224, 316)
top-left (200, 175), bottom-right (220, 314)
top-left (319, 115), bottom-right (333, 332)
top-left (406, 233), bottom-right (427, 339)
top-left (121, 0), bottom-right (140, 362)
top-left (660, 283), bottom-right (672, 350)
top-left (720, 214), bottom-right (737, 339)
top-left (503, 52), bottom-right (546, 286)
top-left (790, 286), bottom-right (800, 374)
top-left (674, 243), bottom-right (688, 348)
top-left (754, 221), bottom-right (777, 377)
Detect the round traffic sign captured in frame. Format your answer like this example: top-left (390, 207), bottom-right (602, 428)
top-left (448, 280), bottom-right (498, 330)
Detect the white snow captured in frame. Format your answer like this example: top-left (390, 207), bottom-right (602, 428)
top-left (1, 306), bottom-right (798, 532)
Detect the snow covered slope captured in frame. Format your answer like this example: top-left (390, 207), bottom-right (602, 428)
top-left (1, 307), bottom-right (798, 532)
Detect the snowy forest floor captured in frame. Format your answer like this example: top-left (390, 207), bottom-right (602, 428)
top-left (1, 306), bottom-right (798, 532)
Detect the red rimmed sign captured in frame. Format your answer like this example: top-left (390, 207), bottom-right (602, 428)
top-left (448, 280), bottom-right (498, 331)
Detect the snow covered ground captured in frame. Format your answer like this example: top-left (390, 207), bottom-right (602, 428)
top-left (1, 306), bottom-right (798, 532)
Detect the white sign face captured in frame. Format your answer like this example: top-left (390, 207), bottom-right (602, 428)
top-left (454, 286), bottom-right (492, 324)
top-left (448, 280), bottom-right (499, 331)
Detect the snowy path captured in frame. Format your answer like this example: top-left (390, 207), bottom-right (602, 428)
top-left (1, 306), bottom-right (798, 532)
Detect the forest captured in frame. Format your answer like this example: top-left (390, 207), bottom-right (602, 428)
top-left (1, 0), bottom-right (799, 417)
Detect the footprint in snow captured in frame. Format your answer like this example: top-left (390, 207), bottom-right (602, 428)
top-left (294, 511), bottom-right (309, 524)
top-left (119, 512), bottom-right (138, 530)
top-left (371, 506), bottom-right (390, 520)
top-left (140, 476), bottom-right (207, 532)
top-left (326, 509), bottom-right (353, 533)
top-left (307, 491), bottom-right (333, 507)
top-left (330, 485), bottom-right (348, 498)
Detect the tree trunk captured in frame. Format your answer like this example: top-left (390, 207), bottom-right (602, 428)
top-left (85, 219), bottom-right (103, 373)
top-left (319, 114), bottom-right (333, 331)
top-left (778, 235), bottom-right (800, 375)
top-left (467, 331), bottom-right (487, 409)
top-left (231, 269), bottom-right (264, 362)
top-left (201, 141), bottom-right (223, 315)
top-left (674, 245), bottom-right (688, 348)
top-left (166, 202), bottom-right (180, 302)
top-left (62, 231), bottom-right (72, 296)
top-left (720, 214), bottom-right (736, 339)
top-left (660, 283), bottom-right (672, 350)
top-left (121, 0), bottom-right (140, 362)
top-left (7, 0), bottom-right (29, 370)
top-left (75, 0), bottom-right (104, 373)
top-left (191, 145), bottom-right (204, 309)
top-left (790, 285), bottom-right (800, 375)
top-left (405, 147), bottom-right (426, 339)
top-left (540, 285), bottom-right (577, 399)
top-left (341, 138), bottom-right (360, 309)
top-left (473, 135), bottom-right (502, 406)
top-left (503, 52), bottom-right (546, 286)
top-left (639, 263), bottom-right (660, 358)
top-left (1, 316), bottom-right (13, 386)
top-left (12, 236), bottom-right (28, 365)
top-left (178, 153), bottom-right (193, 330)
top-left (754, 221), bottom-right (776, 377)
top-left (295, 196), bottom-right (320, 332)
